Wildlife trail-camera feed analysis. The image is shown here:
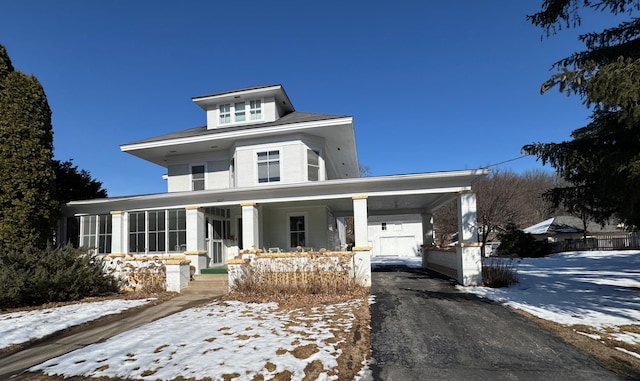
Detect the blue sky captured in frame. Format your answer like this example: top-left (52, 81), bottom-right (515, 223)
top-left (0, 1), bottom-right (615, 196)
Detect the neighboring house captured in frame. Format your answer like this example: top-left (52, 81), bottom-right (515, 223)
top-left (61, 85), bottom-right (487, 286)
top-left (523, 215), bottom-right (637, 251)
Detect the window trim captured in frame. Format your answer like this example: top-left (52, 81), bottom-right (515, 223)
top-left (257, 149), bottom-right (281, 184)
top-left (218, 98), bottom-right (264, 125)
top-left (79, 214), bottom-right (112, 254)
top-left (191, 164), bottom-right (206, 191)
top-left (127, 209), bottom-right (187, 254)
top-left (287, 213), bottom-right (308, 249)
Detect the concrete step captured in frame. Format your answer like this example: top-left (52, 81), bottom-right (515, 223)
top-left (183, 273), bottom-right (229, 296)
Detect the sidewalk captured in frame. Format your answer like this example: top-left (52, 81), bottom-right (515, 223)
top-left (0, 293), bottom-right (217, 379)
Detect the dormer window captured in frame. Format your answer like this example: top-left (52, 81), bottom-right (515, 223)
top-left (234, 102), bottom-right (246, 122)
top-left (219, 99), bottom-right (262, 125)
top-left (250, 100), bottom-right (262, 120)
top-left (219, 104), bottom-right (231, 124)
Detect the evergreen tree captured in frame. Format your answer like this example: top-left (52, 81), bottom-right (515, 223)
top-left (523, 0), bottom-right (640, 228)
top-left (0, 45), bottom-right (58, 252)
top-left (54, 159), bottom-right (107, 203)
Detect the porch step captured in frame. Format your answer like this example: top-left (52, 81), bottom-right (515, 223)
top-left (183, 274), bottom-right (229, 297)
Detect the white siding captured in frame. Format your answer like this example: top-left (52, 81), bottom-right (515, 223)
top-left (368, 214), bottom-right (423, 257)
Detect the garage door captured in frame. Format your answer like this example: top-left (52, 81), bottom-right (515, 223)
top-left (379, 236), bottom-right (417, 257)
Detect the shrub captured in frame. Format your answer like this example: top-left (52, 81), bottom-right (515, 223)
top-left (496, 224), bottom-right (552, 258)
top-left (0, 245), bottom-right (118, 308)
top-left (482, 257), bottom-right (518, 288)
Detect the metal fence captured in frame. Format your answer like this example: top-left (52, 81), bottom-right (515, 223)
top-left (551, 232), bottom-right (640, 252)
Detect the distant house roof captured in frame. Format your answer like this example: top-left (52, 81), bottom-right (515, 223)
top-left (523, 216), bottom-right (622, 235)
top-left (122, 112), bottom-right (349, 146)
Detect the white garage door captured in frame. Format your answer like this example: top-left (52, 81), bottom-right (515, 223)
top-left (379, 236), bottom-right (417, 257)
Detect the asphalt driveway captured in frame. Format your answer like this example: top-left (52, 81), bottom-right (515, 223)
top-left (369, 267), bottom-right (623, 381)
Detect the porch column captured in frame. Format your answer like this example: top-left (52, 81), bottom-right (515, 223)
top-left (456, 191), bottom-right (482, 286)
top-left (241, 202), bottom-right (259, 251)
top-left (185, 206), bottom-right (207, 274)
top-left (421, 212), bottom-right (434, 269)
top-left (110, 210), bottom-right (124, 255)
top-left (336, 216), bottom-right (347, 250)
top-left (352, 195), bottom-right (371, 287)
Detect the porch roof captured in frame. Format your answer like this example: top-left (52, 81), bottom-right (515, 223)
top-left (65, 169), bottom-right (488, 216)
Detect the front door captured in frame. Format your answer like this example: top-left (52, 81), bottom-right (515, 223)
top-left (209, 219), bottom-right (224, 266)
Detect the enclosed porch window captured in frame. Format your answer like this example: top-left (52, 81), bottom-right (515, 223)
top-left (128, 209), bottom-right (186, 254)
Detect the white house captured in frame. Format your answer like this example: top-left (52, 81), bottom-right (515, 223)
top-left (61, 85), bottom-right (487, 287)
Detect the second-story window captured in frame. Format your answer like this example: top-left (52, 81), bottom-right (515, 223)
top-left (219, 104), bottom-right (231, 124)
top-left (307, 149), bottom-right (319, 181)
top-left (234, 102), bottom-right (246, 122)
top-left (257, 150), bottom-right (280, 183)
top-left (250, 100), bottom-right (262, 120)
top-left (192, 165), bottom-right (205, 190)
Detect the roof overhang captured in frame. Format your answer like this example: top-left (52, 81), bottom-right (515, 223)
top-left (65, 169), bottom-right (488, 216)
top-left (120, 117), bottom-right (359, 177)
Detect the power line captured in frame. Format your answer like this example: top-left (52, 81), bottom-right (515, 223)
top-left (480, 155), bottom-right (529, 169)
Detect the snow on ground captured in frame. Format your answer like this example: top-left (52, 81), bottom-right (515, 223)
top-left (0, 299), bottom-right (153, 350)
top-left (31, 298), bottom-right (366, 381)
top-left (462, 250), bottom-right (640, 355)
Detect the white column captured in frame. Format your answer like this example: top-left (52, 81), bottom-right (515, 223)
top-left (456, 191), bottom-right (482, 286)
top-left (336, 216), bottom-right (347, 249)
top-left (457, 191), bottom-right (478, 243)
top-left (241, 202), bottom-right (259, 251)
top-left (352, 195), bottom-right (371, 287)
top-left (110, 211), bottom-right (124, 255)
top-left (352, 195), bottom-right (369, 248)
top-left (186, 206), bottom-right (206, 252)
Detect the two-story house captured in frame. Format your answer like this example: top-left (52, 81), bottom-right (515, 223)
top-left (61, 85), bottom-right (487, 286)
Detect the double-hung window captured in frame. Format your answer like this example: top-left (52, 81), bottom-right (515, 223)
top-left (250, 100), bottom-right (262, 120)
top-left (307, 149), bottom-right (319, 181)
top-left (257, 150), bottom-right (280, 183)
top-left (234, 102), bottom-right (246, 122)
top-left (192, 165), bottom-right (205, 191)
top-left (289, 215), bottom-right (306, 247)
top-left (219, 104), bottom-right (231, 124)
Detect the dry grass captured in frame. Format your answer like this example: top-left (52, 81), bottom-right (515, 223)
top-left (482, 257), bottom-right (518, 288)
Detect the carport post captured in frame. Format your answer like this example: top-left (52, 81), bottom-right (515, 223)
top-left (456, 191), bottom-right (482, 286)
top-left (352, 195), bottom-right (372, 287)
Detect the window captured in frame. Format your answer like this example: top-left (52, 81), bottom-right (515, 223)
top-left (129, 212), bottom-right (146, 253)
top-left (147, 211), bottom-right (166, 252)
top-left (381, 222), bottom-right (387, 231)
top-left (98, 214), bottom-right (112, 254)
top-left (257, 150), bottom-right (280, 183)
top-left (250, 100), bottom-right (262, 120)
top-left (219, 104), bottom-right (231, 124)
top-left (234, 102), bottom-right (246, 122)
top-left (307, 149), bottom-right (319, 181)
top-left (168, 209), bottom-right (186, 252)
top-left (129, 209), bottom-right (186, 254)
top-left (289, 216), bottom-right (306, 247)
top-left (192, 165), bottom-right (205, 191)
top-left (220, 100), bottom-right (262, 125)
top-left (79, 215), bottom-right (112, 254)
